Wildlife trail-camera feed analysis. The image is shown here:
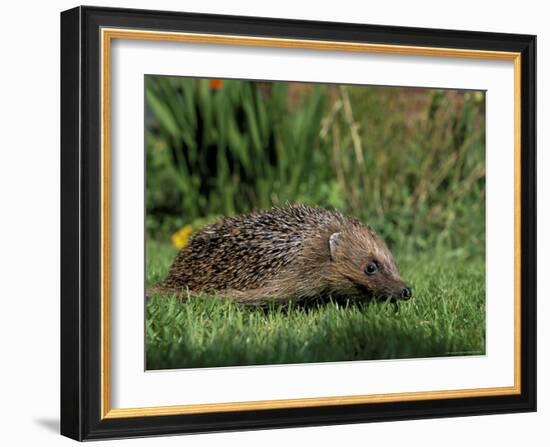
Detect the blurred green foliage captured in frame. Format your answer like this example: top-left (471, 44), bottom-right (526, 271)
top-left (146, 76), bottom-right (485, 258)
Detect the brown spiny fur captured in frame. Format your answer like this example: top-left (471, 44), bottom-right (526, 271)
top-left (151, 205), bottom-right (411, 304)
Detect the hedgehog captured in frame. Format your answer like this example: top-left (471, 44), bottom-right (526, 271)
top-left (151, 204), bottom-right (412, 304)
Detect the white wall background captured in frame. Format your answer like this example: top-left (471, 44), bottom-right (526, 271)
top-left (0, 0), bottom-right (545, 445)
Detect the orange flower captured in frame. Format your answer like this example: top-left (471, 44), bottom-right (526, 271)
top-left (209, 79), bottom-right (224, 90)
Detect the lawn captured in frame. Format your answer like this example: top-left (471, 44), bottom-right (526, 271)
top-left (146, 240), bottom-right (485, 370)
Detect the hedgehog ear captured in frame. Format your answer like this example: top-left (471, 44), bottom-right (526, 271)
top-left (328, 232), bottom-right (341, 261)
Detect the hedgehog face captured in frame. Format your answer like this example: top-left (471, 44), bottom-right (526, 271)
top-left (328, 230), bottom-right (412, 301)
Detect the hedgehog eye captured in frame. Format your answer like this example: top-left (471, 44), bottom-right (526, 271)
top-left (365, 262), bottom-right (378, 275)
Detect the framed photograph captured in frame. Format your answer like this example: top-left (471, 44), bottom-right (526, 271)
top-left (60, 6), bottom-right (536, 441)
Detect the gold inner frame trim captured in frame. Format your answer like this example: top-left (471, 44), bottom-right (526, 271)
top-left (100, 27), bottom-right (522, 419)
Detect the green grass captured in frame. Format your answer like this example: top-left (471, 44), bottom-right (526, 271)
top-left (146, 240), bottom-right (485, 370)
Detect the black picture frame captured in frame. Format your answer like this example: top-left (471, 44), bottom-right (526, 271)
top-left (61, 5), bottom-right (536, 441)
